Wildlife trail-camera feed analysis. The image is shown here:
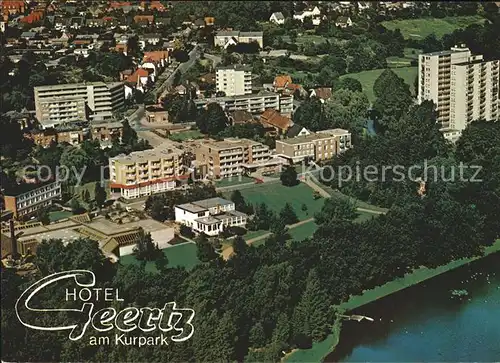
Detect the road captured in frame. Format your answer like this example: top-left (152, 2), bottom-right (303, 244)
top-left (203, 53), bottom-right (222, 68)
top-left (156, 44), bottom-right (202, 103)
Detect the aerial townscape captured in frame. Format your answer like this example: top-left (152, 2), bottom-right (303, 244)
top-left (1, 1), bottom-right (500, 362)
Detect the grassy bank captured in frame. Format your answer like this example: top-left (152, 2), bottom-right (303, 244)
top-left (285, 239), bottom-right (500, 362)
top-left (340, 67), bottom-right (417, 103)
top-left (381, 15), bottom-right (486, 39)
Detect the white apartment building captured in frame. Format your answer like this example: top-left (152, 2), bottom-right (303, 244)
top-left (216, 64), bottom-right (252, 96)
top-left (194, 91), bottom-right (293, 115)
top-left (175, 197), bottom-right (247, 236)
top-left (418, 45), bottom-right (500, 139)
top-left (34, 82), bottom-right (125, 128)
top-left (109, 145), bottom-right (187, 199)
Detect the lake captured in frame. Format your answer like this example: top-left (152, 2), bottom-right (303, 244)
top-left (327, 252), bottom-right (500, 362)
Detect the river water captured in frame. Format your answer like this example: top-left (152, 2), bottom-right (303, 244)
top-left (326, 253), bottom-right (500, 362)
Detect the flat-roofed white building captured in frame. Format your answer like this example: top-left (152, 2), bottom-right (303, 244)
top-left (175, 197), bottom-right (247, 236)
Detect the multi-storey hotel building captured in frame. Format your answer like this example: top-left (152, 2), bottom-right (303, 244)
top-left (3, 181), bottom-right (62, 219)
top-left (418, 45), bottom-right (499, 140)
top-left (34, 82), bottom-right (125, 128)
top-left (275, 128), bottom-right (352, 163)
top-left (109, 145), bottom-right (187, 199)
top-left (195, 138), bottom-right (280, 179)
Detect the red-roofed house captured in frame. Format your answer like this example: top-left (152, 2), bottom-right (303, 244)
top-left (20, 11), bottom-right (44, 24)
top-left (143, 50), bottom-right (169, 68)
top-left (108, 1), bottom-right (131, 10)
top-left (1, 1), bottom-right (25, 15)
top-left (134, 15), bottom-right (154, 25)
top-left (141, 1), bottom-right (166, 12)
top-left (273, 74), bottom-right (293, 91)
top-left (260, 108), bottom-right (293, 136)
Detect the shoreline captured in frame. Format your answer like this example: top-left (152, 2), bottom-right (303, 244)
top-left (284, 239), bottom-right (500, 362)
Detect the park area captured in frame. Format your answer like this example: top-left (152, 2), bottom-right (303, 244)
top-left (168, 130), bottom-right (204, 141)
top-left (215, 175), bottom-right (256, 188)
top-left (120, 241), bottom-right (200, 272)
top-left (381, 15), bottom-right (486, 39)
top-left (340, 66), bottom-right (417, 103)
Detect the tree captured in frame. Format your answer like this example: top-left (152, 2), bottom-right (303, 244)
top-left (82, 189), bottom-right (91, 203)
top-left (94, 182), bottom-right (106, 207)
top-left (293, 97), bottom-right (325, 131)
top-left (292, 269), bottom-right (331, 341)
top-left (232, 235), bottom-right (248, 256)
top-left (196, 103), bottom-right (229, 135)
top-left (335, 77), bottom-right (362, 92)
top-left (279, 203), bottom-right (299, 225)
top-left (59, 147), bottom-right (92, 185)
top-left (36, 207), bottom-right (50, 225)
top-left (133, 233), bottom-right (163, 261)
top-left (196, 233), bottom-right (218, 262)
top-left (121, 120), bottom-right (138, 146)
top-left (70, 198), bottom-right (83, 215)
top-left (280, 166), bottom-right (299, 187)
top-left (315, 198), bottom-right (358, 224)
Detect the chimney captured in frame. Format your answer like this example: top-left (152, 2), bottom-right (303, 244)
top-left (9, 219), bottom-right (18, 257)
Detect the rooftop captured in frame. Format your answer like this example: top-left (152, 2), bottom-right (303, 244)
top-left (192, 197), bottom-right (234, 209)
top-left (34, 81), bottom-right (123, 91)
top-left (279, 129), bottom-right (350, 145)
top-left (111, 145), bottom-right (182, 164)
top-left (216, 64), bottom-right (252, 72)
top-left (198, 137), bottom-right (261, 150)
top-left (176, 203), bottom-right (208, 214)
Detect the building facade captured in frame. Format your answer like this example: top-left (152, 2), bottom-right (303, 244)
top-left (418, 45), bottom-right (499, 138)
top-left (3, 181), bottom-right (62, 219)
top-left (109, 146), bottom-right (187, 199)
top-left (214, 31), bottom-right (264, 49)
top-left (175, 197), bottom-right (247, 236)
top-left (195, 138), bottom-right (279, 179)
top-left (34, 82), bottom-right (125, 128)
top-left (275, 129), bottom-right (352, 163)
top-left (194, 92), bottom-right (293, 115)
top-left (216, 64), bottom-right (252, 96)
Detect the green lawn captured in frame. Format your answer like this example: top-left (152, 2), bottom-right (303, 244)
top-left (48, 210), bottom-right (73, 222)
top-left (225, 183), bottom-right (326, 221)
top-left (120, 242), bottom-right (200, 272)
top-left (340, 67), bottom-right (417, 103)
top-left (288, 221), bottom-right (318, 241)
top-left (320, 184), bottom-right (389, 213)
top-left (168, 130), bottom-right (204, 141)
top-left (381, 15), bottom-right (486, 39)
top-left (215, 176), bottom-right (256, 188)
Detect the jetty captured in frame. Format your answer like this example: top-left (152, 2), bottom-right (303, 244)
top-left (339, 314), bottom-right (374, 322)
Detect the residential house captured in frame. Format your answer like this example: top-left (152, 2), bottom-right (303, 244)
top-left (273, 74), bottom-right (293, 91)
top-left (286, 124), bottom-right (311, 138)
top-left (20, 11), bottom-right (44, 24)
top-left (228, 110), bottom-right (253, 125)
top-left (293, 6), bottom-right (321, 22)
top-left (204, 16), bottom-right (215, 26)
top-left (134, 15), bottom-right (154, 26)
top-left (143, 50), bottom-right (170, 68)
top-left (125, 68), bottom-right (153, 91)
top-left (140, 1), bottom-right (166, 12)
top-left (20, 31), bottom-right (37, 41)
top-left (145, 105), bottom-right (169, 124)
top-left (139, 33), bottom-right (162, 49)
top-left (91, 121), bottom-right (123, 141)
top-left (260, 108), bottom-right (293, 136)
top-left (0, 1), bottom-right (25, 15)
top-left (335, 16), bottom-right (353, 28)
top-left (28, 124), bottom-right (84, 147)
top-left (269, 12), bottom-right (285, 25)
top-left (175, 198), bottom-right (247, 236)
top-left (194, 19), bottom-right (205, 28)
top-left (310, 87), bottom-right (332, 103)
top-left (214, 31), bottom-right (264, 49)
